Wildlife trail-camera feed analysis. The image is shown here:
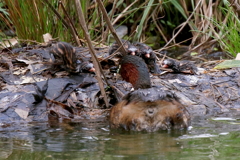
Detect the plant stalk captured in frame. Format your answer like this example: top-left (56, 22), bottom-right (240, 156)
top-left (59, 1), bottom-right (82, 46)
top-left (96, 0), bottom-right (127, 55)
top-left (74, 0), bottom-right (109, 108)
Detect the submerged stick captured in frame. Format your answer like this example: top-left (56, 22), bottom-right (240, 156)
top-left (74, 0), bottom-right (109, 108)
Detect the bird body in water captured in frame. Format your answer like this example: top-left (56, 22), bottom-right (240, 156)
top-left (50, 42), bottom-right (95, 73)
top-left (110, 55), bottom-right (190, 132)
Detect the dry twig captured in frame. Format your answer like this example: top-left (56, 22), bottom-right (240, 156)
top-left (59, 1), bottom-right (82, 46)
top-left (75, 0), bottom-right (109, 108)
top-left (160, 0), bottom-right (202, 51)
top-left (96, 0), bottom-right (127, 55)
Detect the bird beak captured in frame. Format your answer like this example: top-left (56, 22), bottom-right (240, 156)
top-left (88, 68), bottom-right (95, 72)
top-left (145, 53), bottom-right (150, 58)
top-left (162, 64), bottom-right (169, 68)
top-left (131, 52), bottom-right (136, 55)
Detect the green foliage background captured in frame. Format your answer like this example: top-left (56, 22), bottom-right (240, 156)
top-left (0, 0), bottom-right (239, 56)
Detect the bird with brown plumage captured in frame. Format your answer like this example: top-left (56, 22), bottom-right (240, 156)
top-left (109, 40), bottom-right (162, 74)
top-left (109, 55), bottom-right (190, 132)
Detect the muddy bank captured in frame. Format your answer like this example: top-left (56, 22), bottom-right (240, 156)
top-left (0, 43), bottom-right (240, 125)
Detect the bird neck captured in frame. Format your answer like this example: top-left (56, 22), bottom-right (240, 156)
top-left (120, 55), bottom-right (151, 89)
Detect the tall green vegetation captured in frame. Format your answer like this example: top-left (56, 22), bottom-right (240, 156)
top-left (209, 3), bottom-right (240, 57)
top-left (0, 0), bottom-right (239, 57)
top-left (0, 0), bottom-right (11, 41)
top-left (2, 0), bottom-right (69, 42)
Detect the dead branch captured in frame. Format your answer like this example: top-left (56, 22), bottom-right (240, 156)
top-left (74, 0), bottom-right (109, 108)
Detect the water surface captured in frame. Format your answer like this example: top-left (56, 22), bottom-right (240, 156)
top-left (1, 116), bottom-right (240, 160)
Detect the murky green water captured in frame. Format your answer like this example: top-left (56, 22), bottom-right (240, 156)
top-left (1, 116), bottom-right (240, 160)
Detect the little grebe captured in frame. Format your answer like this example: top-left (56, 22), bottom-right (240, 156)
top-left (162, 59), bottom-right (198, 74)
top-left (133, 42), bottom-right (161, 74)
top-left (109, 39), bottom-right (138, 56)
top-left (110, 55), bottom-right (190, 132)
top-left (50, 42), bottom-right (95, 73)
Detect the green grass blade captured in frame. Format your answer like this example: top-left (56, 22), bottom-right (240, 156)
top-left (133, 0), bottom-right (154, 41)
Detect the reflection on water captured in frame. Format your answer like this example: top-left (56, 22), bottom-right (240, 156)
top-left (1, 116), bottom-right (240, 160)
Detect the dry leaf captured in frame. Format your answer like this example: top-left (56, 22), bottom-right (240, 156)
top-left (15, 105), bottom-right (30, 119)
top-left (43, 33), bottom-right (53, 43)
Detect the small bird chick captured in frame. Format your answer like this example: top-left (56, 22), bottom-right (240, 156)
top-left (50, 42), bottom-right (95, 73)
top-left (133, 42), bottom-right (161, 74)
top-left (162, 59), bottom-right (198, 74)
top-left (109, 39), bottom-right (138, 56)
top-left (76, 58), bottom-right (95, 73)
